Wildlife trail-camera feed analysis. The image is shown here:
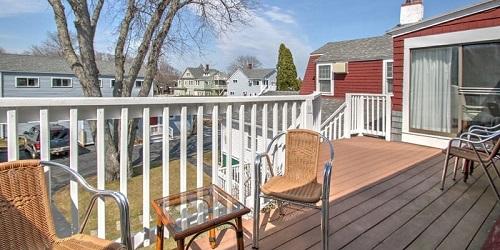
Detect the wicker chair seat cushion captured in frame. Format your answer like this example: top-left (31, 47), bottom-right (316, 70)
top-left (54, 234), bottom-right (125, 250)
top-left (261, 176), bottom-right (322, 203)
top-left (444, 147), bottom-right (490, 161)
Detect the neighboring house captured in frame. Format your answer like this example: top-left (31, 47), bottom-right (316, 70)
top-left (227, 65), bottom-right (277, 96)
top-left (387, 0), bottom-right (500, 148)
top-left (0, 53), bottom-right (149, 98)
top-left (302, 0), bottom-right (500, 149)
top-left (174, 64), bottom-right (227, 96)
top-left (300, 35), bottom-right (393, 97)
top-left (0, 53), bottom-right (153, 143)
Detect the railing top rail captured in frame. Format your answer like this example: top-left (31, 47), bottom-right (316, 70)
top-left (0, 93), bottom-right (321, 108)
top-left (347, 93), bottom-right (392, 97)
top-left (320, 102), bottom-right (346, 128)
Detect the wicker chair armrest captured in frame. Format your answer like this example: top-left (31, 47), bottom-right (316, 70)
top-left (321, 160), bottom-right (333, 201)
top-left (40, 161), bottom-right (132, 249)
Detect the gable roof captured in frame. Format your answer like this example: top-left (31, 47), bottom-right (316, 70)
top-left (0, 53), bottom-right (145, 77)
top-left (388, 0), bottom-right (500, 36)
top-left (312, 35), bottom-right (393, 62)
top-left (182, 66), bottom-right (225, 79)
top-left (240, 68), bottom-right (276, 79)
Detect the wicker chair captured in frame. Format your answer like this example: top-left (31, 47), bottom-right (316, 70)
top-left (0, 160), bottom-right (131, 250)
top-left (440, 130), bottom-right (500, 200)
top-left (252, 129), bottom-right (334, 250)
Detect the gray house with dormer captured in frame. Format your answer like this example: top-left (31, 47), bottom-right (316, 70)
top-left (227, 66), bottom-right (276, 96)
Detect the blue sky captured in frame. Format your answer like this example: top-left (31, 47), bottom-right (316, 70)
top-left (0, 0), bottom-right (480, 76)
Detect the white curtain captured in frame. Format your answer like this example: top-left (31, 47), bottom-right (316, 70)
top-left (410, 47), bottom-right (453, 133)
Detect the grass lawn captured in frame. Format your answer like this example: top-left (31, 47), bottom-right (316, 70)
top-left (53, 159), bottom-right (212, 249)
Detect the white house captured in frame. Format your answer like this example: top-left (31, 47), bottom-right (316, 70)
top-left (227, 66), bottom-right (276, 96)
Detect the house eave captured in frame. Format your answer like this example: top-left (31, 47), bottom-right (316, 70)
top-left (388, 0), bottom-right (500, 37)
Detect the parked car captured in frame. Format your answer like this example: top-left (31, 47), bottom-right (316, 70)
top-left (22, 124), bottom-right (70, 159)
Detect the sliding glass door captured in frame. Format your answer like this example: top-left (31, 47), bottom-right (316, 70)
top-left (409, 42), bottom-right (500, 136)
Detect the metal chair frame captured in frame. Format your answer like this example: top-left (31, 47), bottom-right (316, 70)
top-left (440, 130), bottom-right (500, 201)
top-left (41, 161), bottom-right (132, 249)
top-left (252, 130), bottom-right (334, 250)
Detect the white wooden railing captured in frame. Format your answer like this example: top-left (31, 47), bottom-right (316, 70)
top-left (321, 93), bottom-right (392, 141)
top-left (0, 93), bottom-right (321, 248)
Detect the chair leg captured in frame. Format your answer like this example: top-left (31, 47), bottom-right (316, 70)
top-left (452, 158), bottom-right (460, 181)
top-left (252, 193), bottom-right (260, 249)
top-left (441, 155), bottom-right (452, 190)
top-left (321, 198), bottom-right (329, 250)
top-left (277, 201), bottom-right (285, 217)
top-left (479, 161), bottom-right (500, 201)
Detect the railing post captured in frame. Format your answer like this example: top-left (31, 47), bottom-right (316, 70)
top-left (313, 96), bottom-right (322, 132)
top-left (385, 95), bottom-right (392, 141)
top-left (305, 93), bottom-right (322, 132)
top-left (344, 94), bottom-right (352, 139)
top-left (357, 96), bottom-right (364, 136)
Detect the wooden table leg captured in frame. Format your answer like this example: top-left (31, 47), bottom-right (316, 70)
top-left (236, 216), bottom-right (244, 250)
top-left (177, 238), bottom-right (185, 250)
top-left (156, 218), bottom-right (164, 250)
top-left (209, 228), bottom-right (217, 249)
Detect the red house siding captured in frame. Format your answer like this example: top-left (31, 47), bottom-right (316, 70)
top-left (300, 55), bottom-right (320, 95)
top-left (333, 60), bottom-right (383, 97)
top-left (392, 6), bottom-right (500, 111)
top-left (300, 56), bottom-right (384, 97)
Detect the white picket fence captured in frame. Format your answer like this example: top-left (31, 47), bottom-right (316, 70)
top-left (321, 93), bottom-right (392, 141)
top-left (0, 93), bottom-right (321, 248)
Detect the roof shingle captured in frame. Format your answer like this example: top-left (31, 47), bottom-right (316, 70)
top-left (312, 35), bottom-right (393, 62)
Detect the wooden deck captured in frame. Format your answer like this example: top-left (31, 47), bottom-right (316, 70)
top-left (190, 137), bottom-right (500, 250)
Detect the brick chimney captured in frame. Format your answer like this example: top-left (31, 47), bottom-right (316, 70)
top-left (400, 0), bottom-right (424, 25)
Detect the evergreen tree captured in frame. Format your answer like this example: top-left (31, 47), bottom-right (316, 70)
top-left (276, 43), bottom-right (300, 91)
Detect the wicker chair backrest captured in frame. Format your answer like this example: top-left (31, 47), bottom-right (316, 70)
top-left (284, 129), bottom-right (321, 183)
top-left (0, 160), bottom-right (57, 249)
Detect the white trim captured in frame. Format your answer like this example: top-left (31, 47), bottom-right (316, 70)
top-left (98, 78), bottom-right (103, 88)
top-left (382, 59), bottom-right (394, 95)
top-left (316, 63), bottom-right (334, 96)
top-left (401, 26), bottom-right (500, 147)
top-left (390, 0), bottom-right (500, 37)
top-left (15, 76), bottom-right (40, 88)
top-left (51, 77), bottom-right (73, 88)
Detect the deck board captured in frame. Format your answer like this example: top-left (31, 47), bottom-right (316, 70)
top-left (190, 137), bottom-right (499, 250)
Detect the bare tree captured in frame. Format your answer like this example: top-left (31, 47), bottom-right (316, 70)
top-left (155, 57), bottom-right (180, 95)
top-left (227, 55), bottom-right (262, 73)
top-left (28, 31), bottom-right (78, 56)
top-left (47, 0), bottom-right (254, 180)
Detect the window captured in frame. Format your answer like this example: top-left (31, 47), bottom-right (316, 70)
top-left (384, 60), bottom-right (394, 94)
top-left (317, 65), bottom-right (332, 93)
top-left (253, 80), bottom-right (260, 86)
top-left (111, 79), bottom-right (116, 88)
top-left (233, 79), bottom-right (237, 83)
top-left (264, 80), bottom-right (269, 86)
top-left (135, 80), bottom-right (143, 88)
top-left (52, 77), bottom-right (72, 88)
top-left (16, 77), bottom-right (39, 88)
top-left (246, 135), bottom-right (251, 149)
top-left (243, 91), bottom-right (247, 96)
top-left (98, 79), bottom-right (103, 88)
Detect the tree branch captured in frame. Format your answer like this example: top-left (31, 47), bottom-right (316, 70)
top-left (90, 0), bottom-right (105, 35)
